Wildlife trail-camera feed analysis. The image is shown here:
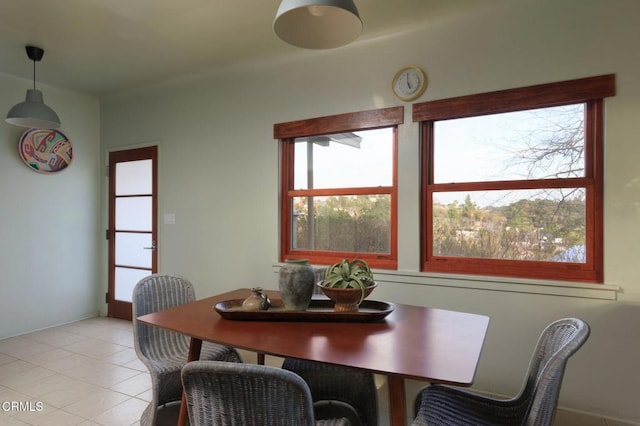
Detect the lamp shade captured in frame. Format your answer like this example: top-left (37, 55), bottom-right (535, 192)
top-left (273, 0), bottom-right (363, 49)
top-left (6, 89), bottom-right (61, 129)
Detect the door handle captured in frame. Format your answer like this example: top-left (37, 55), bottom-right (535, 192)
top-left (143, 240), bottom-right (156, 251)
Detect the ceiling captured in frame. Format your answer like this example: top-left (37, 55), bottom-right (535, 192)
top-left (0, 0), bottom-right (500, 97)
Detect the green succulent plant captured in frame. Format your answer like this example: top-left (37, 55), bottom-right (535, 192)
top-left (322, 259), bottom-right (375, 291)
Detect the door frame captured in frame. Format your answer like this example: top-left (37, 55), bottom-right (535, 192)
top-left (107, 145), bottom-right (158, 320)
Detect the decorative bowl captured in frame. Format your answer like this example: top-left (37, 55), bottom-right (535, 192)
top-left (317, 281), bottom-right (377, 312)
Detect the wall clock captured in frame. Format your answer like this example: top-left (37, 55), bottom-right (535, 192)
top-left (18, 128), bottom-right (73, 173)
top-left (392, 65), bottom-right (427, 101)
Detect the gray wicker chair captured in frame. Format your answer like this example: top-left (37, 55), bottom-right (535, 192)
top-left (282, 358), bottom-right (378, 426)
top-left (412, 317), bottom-right (590, 426)
top-left (132, 274), bottom-right (243, 426)
top-left (181, 360), bottom-right (351, 426)
top-left (282, 266), bottom-right (378, 426)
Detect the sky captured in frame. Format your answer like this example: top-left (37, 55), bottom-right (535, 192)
top-left (293, 104), bottom-right (585, 208)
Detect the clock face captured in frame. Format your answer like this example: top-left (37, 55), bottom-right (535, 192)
top-left (392, 66), bottom-right (426, 101)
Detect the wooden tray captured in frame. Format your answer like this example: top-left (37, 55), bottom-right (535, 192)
top-left (214, 298), bottom-right (394, 322)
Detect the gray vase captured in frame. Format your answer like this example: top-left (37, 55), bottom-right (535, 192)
top-left (279, 259), bottom-right (315, 310)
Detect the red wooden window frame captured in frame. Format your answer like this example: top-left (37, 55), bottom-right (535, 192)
top-left (274, 107), bottom-right (403, 269)
top-left (413, 75), bottom-right (615, 283)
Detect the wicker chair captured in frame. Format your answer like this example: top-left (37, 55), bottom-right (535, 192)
top-left (282, 358), bottom-right (378, 426)
top-left (182, 360), bottom-right (351, 426)
top-left (282, 266), bottom-right (378, 426)
top-left (412, 317), bottom-right (590, 426)
top-left (132, 274), bottom-right (243, 426)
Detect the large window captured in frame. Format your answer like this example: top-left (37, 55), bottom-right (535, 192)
top-left (414, 75), bottom-right (615, 282)
top-left (275, 107), bottom-right (403, 269)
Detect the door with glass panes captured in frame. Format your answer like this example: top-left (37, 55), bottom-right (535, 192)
top-left (107, 146), bottom-right (157, 320)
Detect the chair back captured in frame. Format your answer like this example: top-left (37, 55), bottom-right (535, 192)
top-left (132, 274), bottom-right (196, 361)
top-left (182, 360), bottom-right (318, 426)
top-left (313, 267), bottom-right (327, 294)
top-left (282, 358), bottom-right (377, 426)
top-left (521, 318), bottom-right (590, 425)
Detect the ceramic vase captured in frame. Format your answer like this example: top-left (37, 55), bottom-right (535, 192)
top-left (242, 287), bottom-right (271, 311)
top-left (279, 259), bottom-right (315, 310)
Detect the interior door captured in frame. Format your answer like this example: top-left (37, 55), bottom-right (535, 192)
top-left (107, 146), bottom-right (158, 320)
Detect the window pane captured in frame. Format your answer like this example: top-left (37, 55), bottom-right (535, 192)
top-left (294, 128), bottom-right (393, 189)
top-left (116, 159), bottom-right (152, 195)
top-left (115, 232), bottom-right (153, 268)
top-left (432, 189), bottom-right (586, 263)
top-left (292, 195), bottom-right (391, 254)
top-left (115, 267), bottom-right (151, 302)
top-left (116, 196), bottom-right (152, 230)
top-left (433, 105), bottom-right (585, 183)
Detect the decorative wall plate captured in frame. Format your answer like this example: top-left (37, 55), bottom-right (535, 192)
top-left (18, 128), bottom-right (73, 173)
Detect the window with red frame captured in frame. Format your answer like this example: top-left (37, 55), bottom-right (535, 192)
top-left (413, 75), bottom-right (615, 282)
top-left (274, 107), bottom-right (403, 269)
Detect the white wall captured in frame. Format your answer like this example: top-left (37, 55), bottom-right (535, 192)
top-left (100, 0), bottom-right (640, 423)
top-left (0, 74), bottom-right (102, 338)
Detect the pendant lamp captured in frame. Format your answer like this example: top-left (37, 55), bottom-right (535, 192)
top-left (6, 45), bottom-right (61, 129)
top-left (273, 0), bottom-right (363, 49)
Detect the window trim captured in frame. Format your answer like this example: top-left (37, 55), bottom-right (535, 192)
top-left (275, 107), bottom-right (403, 269)
top-left (413, 74), bottom-right (615, 283)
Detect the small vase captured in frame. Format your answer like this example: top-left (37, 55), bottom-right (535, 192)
top-left (279, 259), bottom-right (315, 311)
top-left (242, 287), bottom-right (271, 311)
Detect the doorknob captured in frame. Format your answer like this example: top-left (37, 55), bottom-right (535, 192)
top-left (144, 240), bottom-right (156, 251)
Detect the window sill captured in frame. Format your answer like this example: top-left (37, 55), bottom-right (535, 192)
top-left (372, 270), bottom-right (620, 301)
top-left (272, 263), bottom-right (620, 300)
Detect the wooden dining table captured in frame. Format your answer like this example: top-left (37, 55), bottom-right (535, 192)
top-left (136, 288), bottom-right (490, 426)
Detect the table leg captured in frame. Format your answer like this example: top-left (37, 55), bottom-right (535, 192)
top-left (388, 375), bottom-right (407, 426)
top-left (257, 352), bottom-right (265, 365)
top-left (178, 338), bottom-right (203, 426)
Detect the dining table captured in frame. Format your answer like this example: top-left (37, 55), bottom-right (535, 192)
top-left (136, 288), bottom-right (490, 426)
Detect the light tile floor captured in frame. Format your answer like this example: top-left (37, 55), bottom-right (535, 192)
top-left (0, 316), bottom-right (634, 425)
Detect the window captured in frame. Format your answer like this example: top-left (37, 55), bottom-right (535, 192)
top-left (275, 107), bottom-right (403, 269)
top-left (413, 75), bottom-right (615, 282)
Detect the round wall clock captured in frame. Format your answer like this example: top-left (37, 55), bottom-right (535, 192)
top-left (392, 65), bottom-right (427, 101)
top-left (18, 128), bottom-right (73, 173)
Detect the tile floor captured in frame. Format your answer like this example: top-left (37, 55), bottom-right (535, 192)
top-left (0, 316), bottom-right (634, 425)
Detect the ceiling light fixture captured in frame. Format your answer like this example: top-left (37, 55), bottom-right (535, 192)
top-left (6, 45), bottom-right (61, 129)
top-left (273, 0), bottom-right (363, 49)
